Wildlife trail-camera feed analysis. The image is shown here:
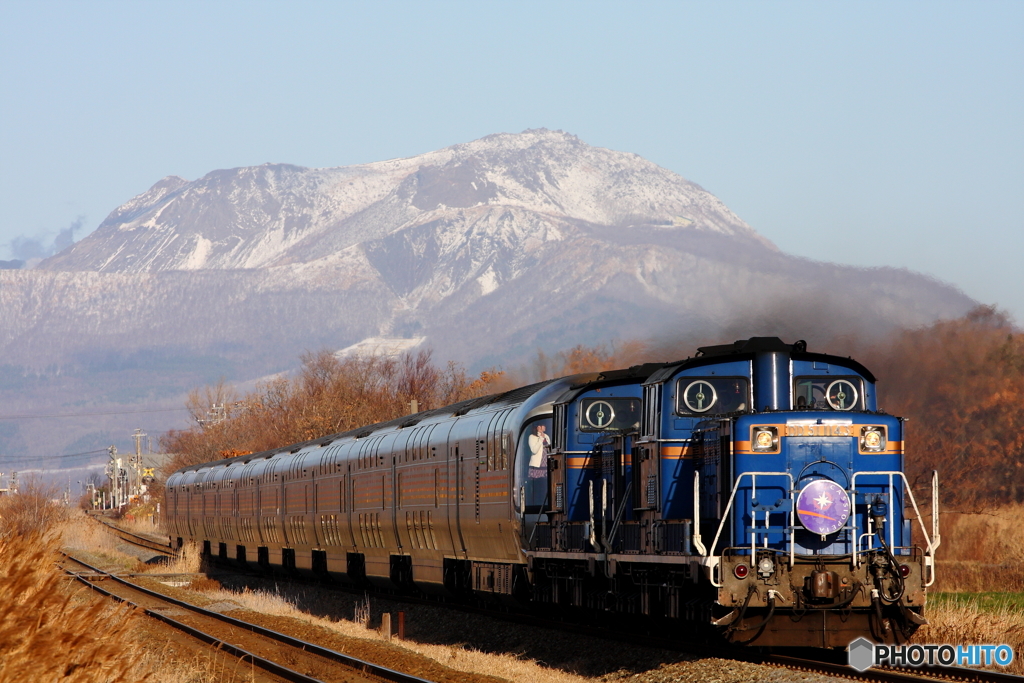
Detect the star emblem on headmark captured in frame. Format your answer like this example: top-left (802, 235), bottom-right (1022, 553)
top-left (814, 492), bottom-right (833, 510)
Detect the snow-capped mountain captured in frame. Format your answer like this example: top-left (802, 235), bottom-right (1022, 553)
top-left (1, 130), bottom-right (976, 469)
top-left (41, 129), bottom-right (767, 275)
top-left (17, 128), bottom-right (973, 371)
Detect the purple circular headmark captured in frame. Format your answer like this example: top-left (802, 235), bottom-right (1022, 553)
top-left (796, 479), bottom-right (851, 536)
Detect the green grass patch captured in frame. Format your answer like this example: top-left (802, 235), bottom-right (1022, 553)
top-left (932, 591), bottom-right (1024, 613)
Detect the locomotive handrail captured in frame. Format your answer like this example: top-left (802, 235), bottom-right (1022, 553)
top-left (707, 471), bottom-right (794, 587)
top-left (850, 470), bottom-right (939, 587)
top-left (850, 471), bottom-right (896, 557)
top-left (692, 471), bottom-right (706, 556)
top-left (931, 469), bottom-right (941, 554)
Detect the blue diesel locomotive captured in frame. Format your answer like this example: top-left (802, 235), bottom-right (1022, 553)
top-left (166, 337), bottom-right (939, 648)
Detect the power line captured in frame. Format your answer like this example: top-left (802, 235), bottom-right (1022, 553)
top-left (0, 407), bottom-right (190, 420)
top-left (0, 448), bottom-right (109, 463)
top-left (13, 464), bottom-right (107, 475)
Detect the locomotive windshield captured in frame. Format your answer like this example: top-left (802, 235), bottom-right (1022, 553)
top-left (676, 377), bottom-right (749, 415)
top-left (793, 376), bottom-right (864, 410)
top-left (578, 398), bottom-right (641, 432)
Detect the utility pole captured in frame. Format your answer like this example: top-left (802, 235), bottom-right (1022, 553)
top-left (106, 446), bottom-right (120, 508)
top-left (132, 429), bottom-right (147, 501)
top-left (198, 404), bottom-right (226, 428)
top-left (10, 471), bottom-right (18, 495)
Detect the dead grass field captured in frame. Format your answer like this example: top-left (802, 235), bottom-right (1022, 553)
top-left (913, 503), bottom-right (1024, 675)
top-left (932, 503), bottom-right (1024, 593)
top-left (0, 499), bottom-right (152, 682)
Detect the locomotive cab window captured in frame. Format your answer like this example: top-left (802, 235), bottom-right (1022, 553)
top-left (676, 377), bottom-right (749, 416)
top-left (793, 376), bottom-right (863, 411)
top-left (579, 398), bottom-right (641, 432)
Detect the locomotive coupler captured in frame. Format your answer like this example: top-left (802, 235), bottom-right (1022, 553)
top-left (808, 570), bottom-right (840, 599)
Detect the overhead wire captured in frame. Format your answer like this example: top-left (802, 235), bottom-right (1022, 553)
top-left (0, 448), bottom-right (110, 465)
top-left (0, 407), bottom-right (190, 420)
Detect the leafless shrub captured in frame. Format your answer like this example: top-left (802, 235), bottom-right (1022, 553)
top-left (0, 478), bottom-right (71, 539)
top-left (162, 349), bottom-right (505, 474)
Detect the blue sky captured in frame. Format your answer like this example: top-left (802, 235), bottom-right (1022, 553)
top-left (2, 1), bottom-right (1022, 321)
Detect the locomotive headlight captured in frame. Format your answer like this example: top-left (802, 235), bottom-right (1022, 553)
top-left (752, 427), bottom-right (778, 452)
top-left (860, 426), bottom-right (886, 452)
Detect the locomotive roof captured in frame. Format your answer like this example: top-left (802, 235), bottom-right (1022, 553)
top-left (646, 337), bottom-right (876, 384)
top-left (172, 375), bottom-right (568, 474)
top-left (553, 362), bottom-right (672, 404)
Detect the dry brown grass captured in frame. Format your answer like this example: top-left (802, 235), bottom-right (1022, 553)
top-left (918, 598), bottom-right (1024, 675)
top-left (0, 479), bottom-right (71, 537)
top-left (934, 503), bottom-right (1024, 593)
top-left (911, 503), bottom-right (1024, 675)
top-left (146, 540), bottom-right (202, 575)
top-left (0, 497), bottom-right (248, 683)
top-left (4, 506), bottom-right (253, 683)
top-left (62, 510), bottom-right (123, 556)
top-left (0, 529), bottom-right (153, 682)
top-left (118, 510), bottom-right (167, 537)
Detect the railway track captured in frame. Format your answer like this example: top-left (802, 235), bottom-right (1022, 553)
top-left (463, 608), bottom-right (1024, 683)
top-left (764, 652), bottom-right (1024, 683)
top-left (84, 518), bottom-right (1023, 683)
top-left (178, 561), bottom-right (1023, 683)
top-left (61, 552), bottom-right (437, 683)
top-left (88, 514), bottom-right (176, 556)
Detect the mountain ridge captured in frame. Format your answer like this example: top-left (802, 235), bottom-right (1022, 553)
top-left (2, 129), bottom-right (975, 469)
top-left (40, 129), bottom-right (769, 275)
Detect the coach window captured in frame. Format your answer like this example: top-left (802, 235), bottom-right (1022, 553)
top-left (676, 377), bottom-right (749, 415)
top-left (793, 376), bottom-right (863, 411)
top-left (518, 416), bottom-right (553, 512)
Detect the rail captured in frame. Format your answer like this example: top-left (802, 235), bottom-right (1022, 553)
top-left (62, 552), bottom-right (437, 683)
top-left (766, 652), bottom-right (1024, 683)
top-left (91, 517), bottom-right (175, 556)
